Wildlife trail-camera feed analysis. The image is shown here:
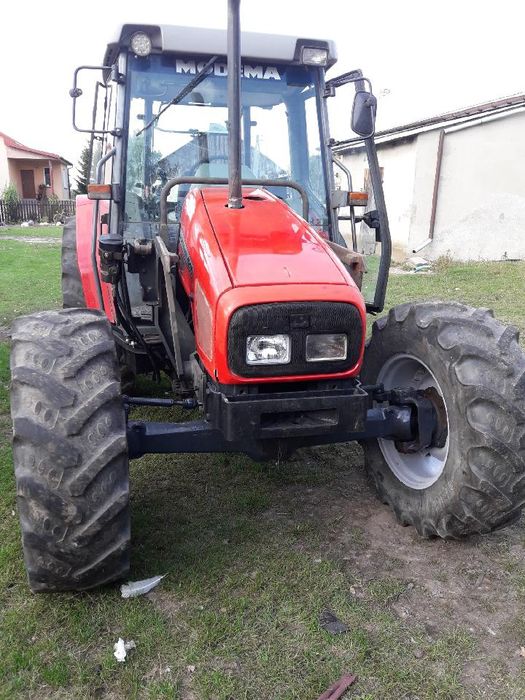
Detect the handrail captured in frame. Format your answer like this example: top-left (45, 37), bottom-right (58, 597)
top-left (159, 176), bottom-right (309, 241)
top-left (332, 156), bottom-right (358, 251)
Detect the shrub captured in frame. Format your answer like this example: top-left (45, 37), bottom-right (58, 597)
top-left (2, 183), bottom-right (20, 223)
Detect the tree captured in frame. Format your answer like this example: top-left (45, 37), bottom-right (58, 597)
top-left (74, 142), bottom-right (91, 195)
top-left (126, 134), bottom-right (162, 188)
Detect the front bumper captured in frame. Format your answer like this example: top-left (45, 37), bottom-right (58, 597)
top-left (126, 382), bottom-right (427, 461)
top-left (206, 381), bottom-right (368, 441)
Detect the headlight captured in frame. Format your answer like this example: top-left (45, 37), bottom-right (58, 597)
top-left (306, 334), bottom-right (347, 362)
top-left (301, 47), bottom-right (329, 66)
top-left (130, 32), bottom-right (152, 57)
top-left (246, 334), bottom-right (291, 365)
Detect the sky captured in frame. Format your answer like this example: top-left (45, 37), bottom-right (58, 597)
top-left (0, 0), bottom-right (523, 181)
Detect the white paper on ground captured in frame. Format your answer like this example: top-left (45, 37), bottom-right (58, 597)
top-left (113, 637), bottom-right (136, 662)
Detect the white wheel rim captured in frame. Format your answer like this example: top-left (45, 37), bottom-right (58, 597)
top-left (377, 353), bottom-right (449, 490)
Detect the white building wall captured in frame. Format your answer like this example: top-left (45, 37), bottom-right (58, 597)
top-left (338, 109), bottom-right (525, 262)
top-left (406, 129), bottom-right (442, 256)
top-left (340, 138), bottom-right (417, 261)
top-left (426, 111), bottom-right (525, 261)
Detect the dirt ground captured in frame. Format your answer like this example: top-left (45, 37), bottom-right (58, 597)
top-left (265, 443), bottom-right (525, 696)
top-left (0, 236), bottom-right (60, 244)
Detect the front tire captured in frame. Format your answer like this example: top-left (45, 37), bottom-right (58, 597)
top-left (10, 309), bottom-right (130, 591)
top-left (361, 302), bottom-right (525, 538)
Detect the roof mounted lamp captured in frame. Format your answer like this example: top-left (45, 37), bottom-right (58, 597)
top-left (301, 46), bottom-right (329, 66)
top-left (130, 32), bottom-right (152, 57)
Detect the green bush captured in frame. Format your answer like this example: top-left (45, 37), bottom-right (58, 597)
top-left (2, 183), bottom-right (20, 223)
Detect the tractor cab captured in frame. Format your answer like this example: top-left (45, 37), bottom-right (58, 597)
top-left (70, 23), bottom-right (390, 314)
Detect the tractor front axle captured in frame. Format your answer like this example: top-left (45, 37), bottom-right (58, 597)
top-left (125, 384), bottom-right (437, 461)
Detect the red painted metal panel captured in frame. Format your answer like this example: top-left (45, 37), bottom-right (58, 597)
top-left (177, 189), bottom-right (233, 377)
top-left (75, 186), bottom-right (367, 385)
top-left (200, 187), bottom-right (350, 288)
top-left (75, 195), bottom-right (115, 322)
top-left (178, 187), bottom-right (367, 384)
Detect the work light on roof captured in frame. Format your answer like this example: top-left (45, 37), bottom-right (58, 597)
top-left (130, 32), bottom-right (152, 57)
top-left (301, 46), bottom-right (329, 66)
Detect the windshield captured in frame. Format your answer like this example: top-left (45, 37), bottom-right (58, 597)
top-left (124, 54), bottom-right (329, 233)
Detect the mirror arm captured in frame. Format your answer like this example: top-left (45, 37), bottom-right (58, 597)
top-left (325, 69), bottom-right (365, 94)
top-left (70, 65), bottom-right (116, 135)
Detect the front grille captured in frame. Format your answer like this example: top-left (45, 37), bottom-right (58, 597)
top-left (227, 301), bottom-right (363, 378)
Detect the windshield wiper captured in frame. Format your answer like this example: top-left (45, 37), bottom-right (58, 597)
top-left (136, 55), bottom-right (219, 137)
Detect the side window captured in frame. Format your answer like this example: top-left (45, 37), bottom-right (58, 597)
top-left (359, 167), bottom-right (384, 253)
top-left (360, 166), bottom-right (384, 304)
top-left (305, 95), bottom-right (329, 232)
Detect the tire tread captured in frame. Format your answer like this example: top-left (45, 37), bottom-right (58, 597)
top-left (363, 301), bottom-right (525, 538)
top-left (61, 217), bottom-right (86, 309)
top-left (10, 308), bottom-right (130, 591)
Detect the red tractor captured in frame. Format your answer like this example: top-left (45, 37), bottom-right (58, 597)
top-left (10, 1), bottom-right (525, 591)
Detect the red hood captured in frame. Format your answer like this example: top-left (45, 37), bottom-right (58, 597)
top-left (200, 188), bottom-right (349, 288)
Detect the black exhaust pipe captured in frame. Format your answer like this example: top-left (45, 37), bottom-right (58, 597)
top-left (227, 0), bottom-right (243, 209)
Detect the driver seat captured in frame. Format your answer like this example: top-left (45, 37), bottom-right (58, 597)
top-left (193, 162), bottom-right (257, 179)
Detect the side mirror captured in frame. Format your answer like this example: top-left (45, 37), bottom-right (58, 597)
top-left (351, 90), bottom-right (377, 138)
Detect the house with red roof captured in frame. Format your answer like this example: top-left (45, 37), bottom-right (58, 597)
top-left (0, 132), bottom-right (73, 200)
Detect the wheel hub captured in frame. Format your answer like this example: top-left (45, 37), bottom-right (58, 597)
top-left (377, 354), bottom-right (450, 490)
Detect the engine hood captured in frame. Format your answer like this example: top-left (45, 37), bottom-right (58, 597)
top-left (199, 188), bottom-right (351, 288)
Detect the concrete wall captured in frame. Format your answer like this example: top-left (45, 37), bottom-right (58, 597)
top-left (340, 138), bottom-right (417, 261)
top-left (339, 109), bottom-right (525, 262)
top-left (427, 111), bottom-right (525, 261)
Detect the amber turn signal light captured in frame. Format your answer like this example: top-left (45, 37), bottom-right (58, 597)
top-left (348, 192), bottom-right (368, 207)
top-left (87, 184), bottom-right (112, 200)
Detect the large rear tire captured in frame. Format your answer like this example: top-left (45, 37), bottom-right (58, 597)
top-left (61, 217), bottom-right (85, 309)
top-left (361, 302), bottom-right (525, 538)
top-left (10, 308), bottom-right (130, 591)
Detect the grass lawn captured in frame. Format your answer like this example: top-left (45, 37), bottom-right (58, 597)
top-left (0, 225), bottom-right (63, 238)
top-left (386, 260), bottom-right (525, 337)
top-left (1, 240), bottom-right (525, 699)
top-left (0, 239), bottom-right (61, 325)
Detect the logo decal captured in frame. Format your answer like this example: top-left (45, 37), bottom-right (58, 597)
top-left (175, 59), bottom-right (281, 81)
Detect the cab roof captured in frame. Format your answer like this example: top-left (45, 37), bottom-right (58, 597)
top-left (104, 24), bottom-right (337, 68)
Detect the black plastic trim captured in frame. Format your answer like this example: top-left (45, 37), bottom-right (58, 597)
top-left (227, 301), bottom-right (363, 378)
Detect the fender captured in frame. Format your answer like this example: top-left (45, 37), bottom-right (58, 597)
top-left (75, 195), bottom-right (116, 322)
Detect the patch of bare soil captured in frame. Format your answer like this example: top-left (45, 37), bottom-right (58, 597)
top-left (277, 443), bottom-right (525, 695)
top-left (147, 588), bottom-right (198, 646)
top-left (147, 588), bottom-right (188, 623)
top-left (0, 236), bottom-right (60, 244)
top-left (0, 325), bottom-right (10, 342)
